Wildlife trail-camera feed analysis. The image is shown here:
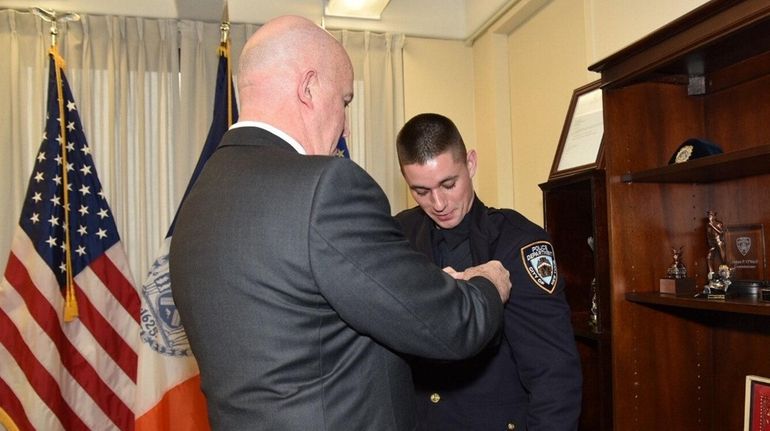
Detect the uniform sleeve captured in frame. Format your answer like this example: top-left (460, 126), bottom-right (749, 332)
top-left (307, 159), bottom-right (503, 360)
top-left (505, 239), bottom-right (583, 430)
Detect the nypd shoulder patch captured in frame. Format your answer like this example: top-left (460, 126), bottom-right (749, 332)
top-left (520, 240), bottom-right (558, 294)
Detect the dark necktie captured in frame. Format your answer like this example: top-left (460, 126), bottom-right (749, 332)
top-left (433, 222), bottom-right (473, 271)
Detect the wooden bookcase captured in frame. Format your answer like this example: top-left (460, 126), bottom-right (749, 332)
top-left (572, 0), bottom-right (770, 429)
top-left (540, 171), bottom-right (612, 431)
top-left (543, 1), bottom-right (770, 429)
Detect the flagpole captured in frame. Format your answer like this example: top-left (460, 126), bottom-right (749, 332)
top-left (51, 46), bottom-right (79, 321)
top-left (33, 7), bottom-right (82, 321)
top-left (220, 0), bottom-right (234, 126)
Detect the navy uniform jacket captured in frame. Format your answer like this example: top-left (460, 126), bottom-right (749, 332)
top-left (396, 196), bottom-right (582, 430)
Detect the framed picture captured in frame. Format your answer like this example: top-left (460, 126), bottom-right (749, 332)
top-left (745, 375), bottom-right (770, 430)
top-left (549, 80), bottom-right (604, 179)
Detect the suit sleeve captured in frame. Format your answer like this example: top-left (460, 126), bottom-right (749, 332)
top-left (504, 240), bottom-right (582, 430)
top-left (307, 159), bottom-right (503, 360)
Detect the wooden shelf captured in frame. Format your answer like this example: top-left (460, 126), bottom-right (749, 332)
top-left (592, 2), bottom-right (770, 429)
top-left (626, 291), bottom-right (770, 316)
top-left (573, 327), bottom-right (602, 341)
top-left (621, 145), bottom-right (770, 183)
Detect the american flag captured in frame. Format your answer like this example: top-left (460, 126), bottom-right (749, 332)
top-left (0, 50), bottom-right (139, 430)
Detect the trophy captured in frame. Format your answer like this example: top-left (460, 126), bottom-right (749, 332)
top-left (667, 246), bottom-right (687, 279)
top-left (696, 210), bottom-right (734, 299)
top-left (659, 246), bottom-right (694, 296)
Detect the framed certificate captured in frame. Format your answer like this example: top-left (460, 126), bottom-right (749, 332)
top-left (549, 80), bottom-right (605, 179)
top-left (745, 375), bottom-right (770, 430)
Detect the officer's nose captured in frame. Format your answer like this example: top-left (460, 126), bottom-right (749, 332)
top-left (430, 190), bottom-right (447, 212)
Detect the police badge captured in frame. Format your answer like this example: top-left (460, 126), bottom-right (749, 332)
top-left (521, 240), bottom-right (558, 294)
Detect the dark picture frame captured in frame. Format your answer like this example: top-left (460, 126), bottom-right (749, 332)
top-left (549, 80), bottom-right (604, 180)
top-left (745, 375), bottom-right (770, 430)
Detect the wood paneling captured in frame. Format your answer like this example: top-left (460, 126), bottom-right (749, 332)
top-left (545, 1), bottom-right (770, 429)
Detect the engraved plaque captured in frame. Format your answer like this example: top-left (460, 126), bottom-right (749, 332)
top-left (725, 224), bottom-right (766, 281)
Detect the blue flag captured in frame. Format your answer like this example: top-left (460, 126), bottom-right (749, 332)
top-left (136, 43), bottom-right (237, 428)
top-left (335, 136), bottom-right (350, 158)
top-left (167, 50), bottom-right (239, 237)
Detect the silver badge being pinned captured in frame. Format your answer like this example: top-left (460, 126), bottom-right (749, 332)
top-left (521, 240), bottom-right (558, 294)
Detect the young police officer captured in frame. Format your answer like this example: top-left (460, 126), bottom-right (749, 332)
top-left (395, 113), bottom-right (582, 430)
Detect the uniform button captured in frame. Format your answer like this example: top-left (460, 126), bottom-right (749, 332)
top-left (430, 393), bottom-right (441, 403)
top-left (507, 422), bottom-right (515, 430)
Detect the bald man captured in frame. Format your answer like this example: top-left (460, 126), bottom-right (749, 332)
top-left (169, 16), bottom-right (511, 430)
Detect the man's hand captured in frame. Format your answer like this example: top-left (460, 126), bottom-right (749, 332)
top-left (443, 266), bottom-right (461, 278)
top-left (462, 260), bottom-right (511, 303)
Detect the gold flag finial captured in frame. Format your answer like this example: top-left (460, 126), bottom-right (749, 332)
top-left (220, 1), bottom-right (230, 45)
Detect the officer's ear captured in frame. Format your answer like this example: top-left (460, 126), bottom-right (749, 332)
top-left (466, 149), bottom-right (477, 178)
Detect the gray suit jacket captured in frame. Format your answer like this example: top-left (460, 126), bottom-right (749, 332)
top-left (169, 127), bottom-right (503, 431)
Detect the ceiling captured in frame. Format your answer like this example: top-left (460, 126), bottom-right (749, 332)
top-left (0, 0), bottom-right (514, 40)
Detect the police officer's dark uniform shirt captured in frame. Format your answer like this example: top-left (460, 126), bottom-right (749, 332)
top-left (396, 196), bottom-right (582, 431)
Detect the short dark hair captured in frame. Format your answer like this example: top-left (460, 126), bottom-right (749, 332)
top-left (396, 113), bottom-right (467, 166)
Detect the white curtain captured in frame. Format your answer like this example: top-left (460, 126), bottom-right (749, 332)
top-left (0, 9), bottom-right (405, 284)
top-left (332, 30), bottom-right (406, 214)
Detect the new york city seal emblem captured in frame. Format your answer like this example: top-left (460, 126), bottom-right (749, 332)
top-left (140, 241), bottom-right (193, 357)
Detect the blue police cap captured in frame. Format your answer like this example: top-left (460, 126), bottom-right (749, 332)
top-left (669, 138), bottom-right (723, 164)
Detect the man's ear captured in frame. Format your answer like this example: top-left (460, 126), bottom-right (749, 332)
top-left (466, 149), bottom-right (478, 178)
top-left (298, 69), bottom-right (317, 108)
